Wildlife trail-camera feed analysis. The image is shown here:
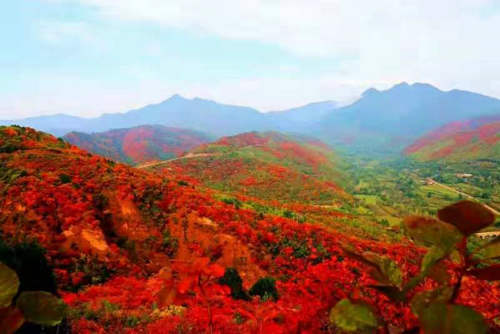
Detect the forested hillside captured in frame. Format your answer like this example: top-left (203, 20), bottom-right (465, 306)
top-left (1, 126), bottom-right (499, 333)
top-left (64, 125), bottom-right (212, 165)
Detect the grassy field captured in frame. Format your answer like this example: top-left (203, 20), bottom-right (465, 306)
top-left (343, 156), bottom-right (499, 225)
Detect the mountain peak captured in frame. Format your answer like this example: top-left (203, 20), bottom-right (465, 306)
top-left (361, 87), bottom-right (379, 97)
top-left (394, 81), bottom-right (410, 88)
top-left (166, 94), bottom-right (187, 101)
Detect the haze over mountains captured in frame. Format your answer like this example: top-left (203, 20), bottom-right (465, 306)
top-left (3, 82), bottom-right (500, 155)
top-left (316, 82), bottom-right (500, 154)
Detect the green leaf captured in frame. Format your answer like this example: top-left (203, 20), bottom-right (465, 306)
top-left (410, 287), bottom-right (453, 316)
top-left (362, 252), bottom-right (403, 288)
top-left (427, 259), bottom-right (451, 284)
top-left (420, 247), bottom-right (448, 274)
top-left (329, 298), bottom-right (378, 333)
top-left (419, 303), bottom-right (487, 334)
top-left (449, 249), bottom-right (462, 264)
top-left (402, 216), bottom-right (463, 251)
top-left (477, 237), bottom-right (500, 260)
top-left (437, 201), bottom-right (495, 236)
top-left (0, 262), bottom-right (20, 308)
top-left (16, 291), bottom-right (66, 326)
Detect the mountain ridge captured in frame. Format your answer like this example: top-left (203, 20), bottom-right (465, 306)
top-left (146, 131), bottom-right (349, 205)
top-left (316, 82), bottom-right (500, 154)
top-left (3, 82), bottom-right (500, 155)
top-left (64, 125), bottom-right (213, 165)
top-left (405, 115), bottom-right (500, 161)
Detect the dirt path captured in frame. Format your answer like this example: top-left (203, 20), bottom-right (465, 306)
top-left (428, 178), bottom-right (500, 215)
top-left (475, 231), bottom-right (500, 239)
top-left (136, 153), bottom-right (220, 169)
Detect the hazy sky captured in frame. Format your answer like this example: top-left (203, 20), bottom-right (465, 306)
top-left (2, 0), bottom-right (500, 119)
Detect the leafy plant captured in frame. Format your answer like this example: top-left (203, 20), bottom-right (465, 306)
top-left (329, 298), bottom-right (378, 333)
top-left (0, 240), bottom-right (58, 294)
top-left (218, 268), bottom-right (250, 300)
top-left (331, 200), bottom-right (497, 333)
top-left (58, 173), bottom-right (72, 184)
top-left (0, 262), bottom-right (66, 334)
top-left (249, 277), bottom-right (279, 301)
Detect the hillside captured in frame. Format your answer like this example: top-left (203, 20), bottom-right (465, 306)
top-left (146, 131), bottom-right (349, 205)
top-left (0, 126), bottom-right (499, 333)
top-left (64, 125), bottom-right (212, 165)
top-left (405, 115), bottom-right (500, 161)
top-left (317, 82), bottom-right (500, 154)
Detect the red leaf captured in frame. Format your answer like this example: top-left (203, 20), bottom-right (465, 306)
top-left (467, 264), bottom-right (500, 281)
top-left (0, 306), bottom-right (25, 334)
top-left (177, 277), bottom-right (195, 294)
top-left (205, 264), bottom-right (225, 278)
top-left (193, 257), bottom-right (210, 271)
top-left (437, 201), bottom-right (494, 236)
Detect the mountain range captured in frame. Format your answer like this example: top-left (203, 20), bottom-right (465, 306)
top-left (316, 82), bottom-right (500, 154)
top-left (3, 82), bottom-right (500, 155)
top-left (1, 97), bottom-right (336, 138)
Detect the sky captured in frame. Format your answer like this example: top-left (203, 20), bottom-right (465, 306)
top-left (1, 0), bottom-right (500, 119)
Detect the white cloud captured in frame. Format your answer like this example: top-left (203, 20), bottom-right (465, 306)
top-left (67, 0), bottom-right (499, 56)
top-left (58, 1), bottom-right (500, 94)
top-left (8, 0), bottom-right (499, 118)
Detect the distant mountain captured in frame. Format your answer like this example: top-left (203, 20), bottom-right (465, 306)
top-left (1, 96), bottom-right (337, 138)
top-left (266, 101), bottom-right (337, 133)
top-left (0, 114), bottom-right (92, 137)
top-left (0, 95), bottom-right (266, 137)
top-left (64, 125), bottom-right (212, 165)
top-left (316, 82), bottom-right (500, 154)
top-left (4, 82), bottom-right (500, 156)
top-left (146, 131), bottom-right (349, 204)
top-left (405, 115), bottom-right (500, 161)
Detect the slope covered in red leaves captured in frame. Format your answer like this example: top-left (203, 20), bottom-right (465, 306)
top-left (0, 126), bottom-right (499, 333)
top-left (150, 131), bottom-right (349, 205)
top-left (64, 125), bottom-right (212, 165)
top-left (405, 115), bottom-right (500, 161)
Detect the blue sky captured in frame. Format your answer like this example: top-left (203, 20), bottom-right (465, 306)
top-left (1, 0), bottom-right (500, 118)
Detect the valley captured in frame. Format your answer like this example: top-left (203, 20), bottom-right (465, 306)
top-left (1, 83), bottom-right (499, 334)
top-left (5, 3), bottom-right (500, 333)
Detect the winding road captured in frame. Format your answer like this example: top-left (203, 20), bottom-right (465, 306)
top-left (136, 153), bottom-right (220, 169)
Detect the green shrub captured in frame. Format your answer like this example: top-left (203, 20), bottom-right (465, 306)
top-left (218, 268), bottom-right (249, 300)
top-left (0, 239), bottom-right (57, 294)
top-left (222, 197), bottom-right (242, 209)
top-left (58, 173), bottom-right (72, 184)
top-left (249, 277), bottom-right (279, 301)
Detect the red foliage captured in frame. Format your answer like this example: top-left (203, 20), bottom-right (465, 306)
top-left (405, 116), bottom-right (500, 160)
top-left (65, 125), bottom-right (210, 164)
top-left (1, 126), bottom-right (498, 333)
